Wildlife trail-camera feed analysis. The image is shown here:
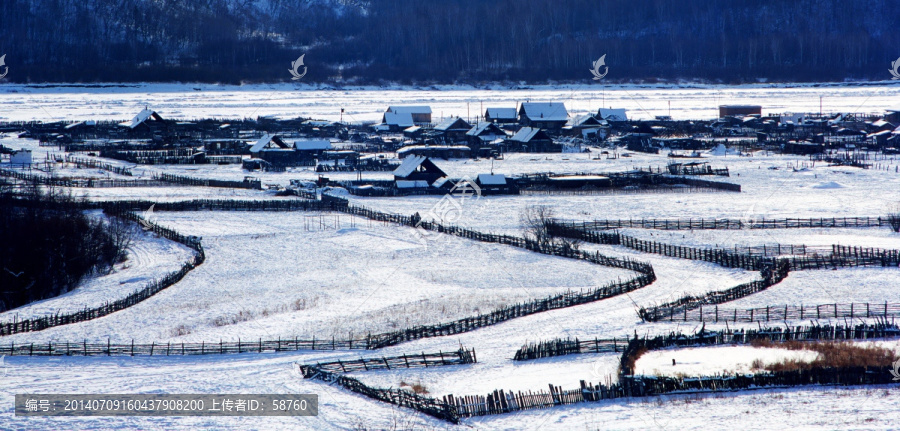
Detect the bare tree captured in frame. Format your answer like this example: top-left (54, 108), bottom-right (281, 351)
top-left (521, 205), bottom-right (554, 249)
top-left (889, 204), bottom-right (900, 233)
top-left (521, 205), bottom-right (581, 253)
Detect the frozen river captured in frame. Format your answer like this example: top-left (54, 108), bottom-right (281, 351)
top-left (1, 82), bottom-right (899, 124)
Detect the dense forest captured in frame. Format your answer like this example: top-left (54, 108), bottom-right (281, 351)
top-left (0, 0), bottom-right (898, 84)
top-left (0, 189), bottom-right (132, 312)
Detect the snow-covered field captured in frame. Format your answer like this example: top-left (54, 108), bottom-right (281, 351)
top-left (1, 85), bottom-right (900, 430)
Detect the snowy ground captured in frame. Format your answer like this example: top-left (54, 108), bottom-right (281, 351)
top-left (2, 86), bottom-right (900, 429)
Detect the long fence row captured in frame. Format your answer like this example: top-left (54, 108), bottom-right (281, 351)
top-left (152, 173), bottom-right (262, 190)
top-left (448, 364), bottom-right (897, 419)
top-left (303, 348), bottom-right (476, 374)
top-left (515, 323), bottom-right (900, 362)
top-left (662, 302), bottom-right (900, 323)
top-left (555, 216), bottom-right (888, 231)
top-left (0, 167), bottom-right (166, 188)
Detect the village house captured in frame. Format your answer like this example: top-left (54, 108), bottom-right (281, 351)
top-left (433, 117), bottom-right (472, 142)
top-left (596, 108), bottom-right (628, 122)
top-left (384, 106), bottom-right (432, 125)
top-left (563, 114), bottom-right (608, 139)
top-left (484, 107), bottom-right (518, 124)
top-left (506, 127), bottom-right (560, 152)
top-left (518, 103), bottom-right (569, 130)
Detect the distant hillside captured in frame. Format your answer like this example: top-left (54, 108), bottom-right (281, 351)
top-left (0, 0), bottom-right (898, 84)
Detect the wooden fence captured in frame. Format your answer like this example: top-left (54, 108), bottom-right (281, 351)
top-left (663, 302), bottom-right (900, 323)
top-left (0, 168), bottom-right (167, 188)
top-left (301, 360), bottom-right (463, 423)
top-left (456, 323), bottom-right (900, 418)
top-left (303, 347), bottom-right (476, 374)
top-left (638, 259), bottom-right (791, 322)
top-left (555, 216), bottom-right (888, 231)
top-left (152, 173), bottom-right (262, 190)
top-left (514, 337), bottom-right (626, 361)
top-left (61, 154), bottom-right (134, 176)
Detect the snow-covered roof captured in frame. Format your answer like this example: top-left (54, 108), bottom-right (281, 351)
top-left (510, 127), bottom-right (547, 142)
top-left (872, 120), bottom-right (894, 128)
top-left (398, 145), bottom-right (470, 151)
top-left (393, 155), bottom-right (428, 177)
top-left (520, 103), bottom-right (568, 122)
top-left (403, 126), bottom-right (422, 133)
top-left (597, 108), bottom-right (628, 122)
top-left (383, 111), bottom-right (414, 127)
top-left (467, 122), bottom-right (505, 136)
top-left (433, 117), bottom-right (471, 131)
top-left (567, 114), bottom-right (603, 127)
top-left (302, 120), bottom-right (334, 126)
top-left (120, 108), bottom-right (158, 129)
top-left (387, 106), bottom-right (432, 115)
top-left (396, 180), bottom-right (430, 189)
top-left (294, 140), bottom-right (332, 150)
top-left (485, 107), bottom-right (517, 119)
top-left (250, 134), bottom-right (274, 153)
top-left (477, 174), bottom-right (506, 185)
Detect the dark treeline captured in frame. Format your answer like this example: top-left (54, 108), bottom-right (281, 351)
top-left (0, 0), bottom-right (898, 83)
top-left (0, 189), bottom-right (132, 312)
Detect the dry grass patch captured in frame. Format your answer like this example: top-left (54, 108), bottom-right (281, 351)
top-left (399, 380), bottom-right (429, 395)
top-left (751, 339), bottom-right (895, 372)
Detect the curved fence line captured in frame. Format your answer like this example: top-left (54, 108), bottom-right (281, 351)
top-left (0, 194), bottom-right (657, 353)
top-left (0, 209), bottom-right (204, 336)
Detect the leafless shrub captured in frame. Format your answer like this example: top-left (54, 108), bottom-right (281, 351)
top-left (888, 204), bottom-right (900, 233)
